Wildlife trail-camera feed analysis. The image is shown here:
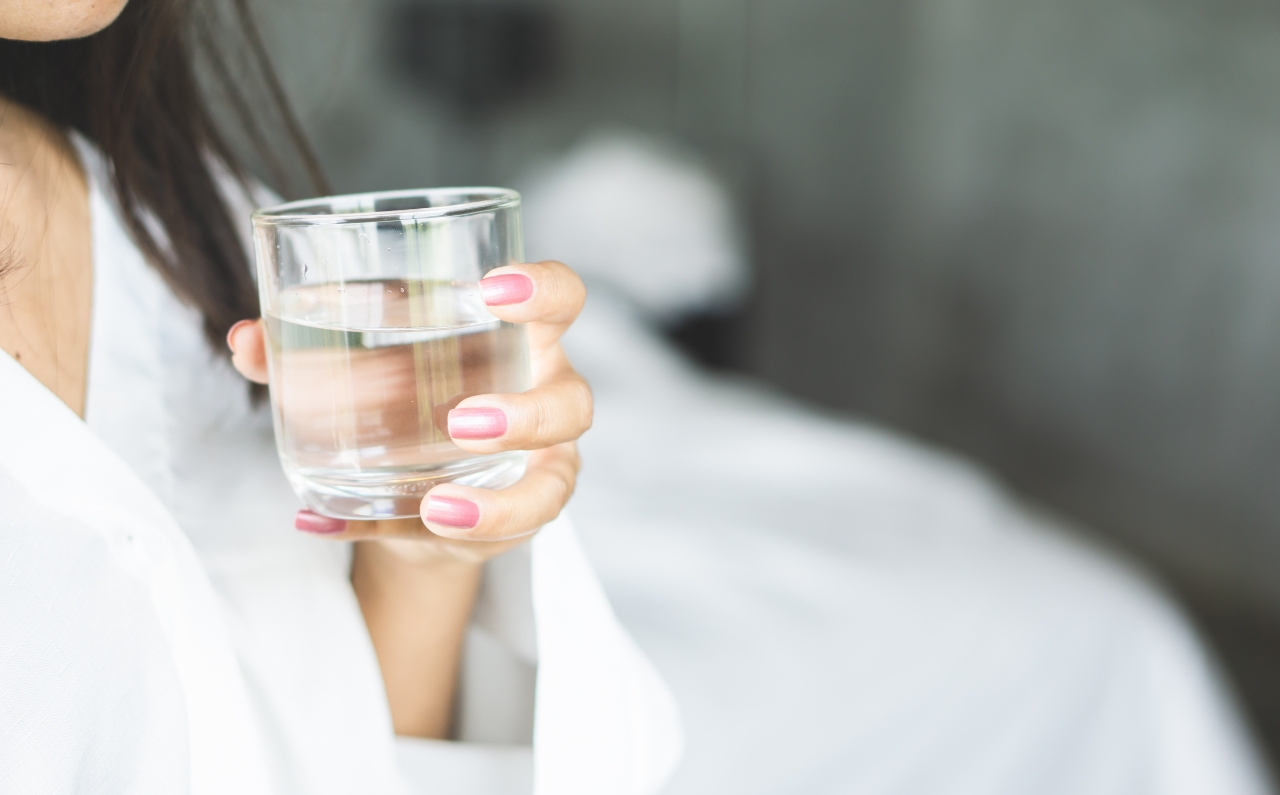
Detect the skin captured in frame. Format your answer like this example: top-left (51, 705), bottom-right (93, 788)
top-left (0, 0), bottom-right (128, 408)
top-left (229, 262), bottom-right (591, 737)
top-left (230, 261), bottom-right (589, 546)
top-left (3, 0), bottom-right (592, 741)
top-left (0, 98), bottom-right (92, 416)
top-left (0, 0), bottom-right (128, 41)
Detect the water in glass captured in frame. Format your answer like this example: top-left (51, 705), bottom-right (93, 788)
top-left (265, 277), bottom-right (531, 518)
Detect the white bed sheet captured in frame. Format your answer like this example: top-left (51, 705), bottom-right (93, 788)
top-left (563, 288), bottom-right (1274, 795)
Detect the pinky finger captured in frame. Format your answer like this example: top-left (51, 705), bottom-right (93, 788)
top-left (420, 443), bottom-right (580, 541)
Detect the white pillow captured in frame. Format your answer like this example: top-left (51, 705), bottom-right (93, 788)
top-left (519, 130), bottom-right (748, 321)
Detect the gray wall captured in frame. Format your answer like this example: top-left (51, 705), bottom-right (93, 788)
top-left (254, 0), bottom-right (1280, 611)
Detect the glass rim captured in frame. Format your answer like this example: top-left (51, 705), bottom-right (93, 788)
top-left (252, 186), bottom-right (521, 227)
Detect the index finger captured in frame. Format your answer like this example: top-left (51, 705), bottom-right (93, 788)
top-left (480, 260), bottom-right (585, 349)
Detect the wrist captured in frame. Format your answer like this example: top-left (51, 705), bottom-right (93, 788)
top-left (351, 538), bottom-right (482, 740)
top-left (357, 535), bottom-right (485, 576)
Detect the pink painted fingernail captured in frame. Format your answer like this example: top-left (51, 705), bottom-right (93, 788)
top-left (226, 319), bottom-right (255, 351)
top-left (295, 510), bottom-right (347, 535)
top-left (425, 496), bottom-right (480, 529)
top-left (449, 407), bottom-right (508, 440)
top-left (480, 274), bottom-right (533, 306)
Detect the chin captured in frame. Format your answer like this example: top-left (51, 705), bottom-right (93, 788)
top-left (2, 0), bottom-right (132, 42)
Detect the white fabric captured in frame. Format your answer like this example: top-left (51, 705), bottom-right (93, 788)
top-left (519, 134), bottom-right (1274, 794)
top-left (0, 137), bottom-right (681, 794)
top-left (396, 737), bottom-right (532, 795)
top-left (2, 127), bottom-right (1270, 795)
top-left (563, 289), bottom-right (1275, 795)
top-left (0, 353), bottom-right (273, 795)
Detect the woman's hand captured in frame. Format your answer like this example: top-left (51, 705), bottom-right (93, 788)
top-left (228, 260), bottom-right (591, 564)
top-left (233, 261), bottom-right (588, 738)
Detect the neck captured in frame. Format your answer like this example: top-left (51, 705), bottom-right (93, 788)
top-left (0, 93), bottom-right (94, 416)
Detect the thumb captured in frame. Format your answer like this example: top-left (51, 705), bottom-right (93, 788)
top-left (227, 319), bottom-right (269, 384)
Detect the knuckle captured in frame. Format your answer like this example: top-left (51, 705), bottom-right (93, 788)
top-left (537, 480), bottom-right (571, 526)
top-left (487, 493), bottom-right (524, 540)
top-left (559, 465), bottom-right (578, 501)
top-left (569, 377), bottom-right (594, 427)
top-left (536, 260), bottom-right (585, 318)
top-left (551, 444), bottom-right (580, 496)
top-left (531, 391), bottom-right (558, 442)
top-left (522, 378), bottom-right (591, 445)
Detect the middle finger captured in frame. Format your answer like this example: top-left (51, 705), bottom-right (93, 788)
top-left (447, 366), bottom-right (592, 454)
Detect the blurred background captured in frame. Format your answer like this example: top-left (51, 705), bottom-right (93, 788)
top-left (248, 0), bottom-right (1280, 765)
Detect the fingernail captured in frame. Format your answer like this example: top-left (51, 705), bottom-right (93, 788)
top-left (425, 496), bottom-right (480, 529)
top-left (480, 274), bottom-right (533, 306)
top-left (295, 510), bottom-right (347, 535)
top-left (226, 319), bottom-right (254, 351)
top-left (448, 407), bottom-right (508, 440)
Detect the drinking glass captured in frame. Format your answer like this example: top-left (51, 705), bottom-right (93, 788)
top-left (252, 188), bottom-right (531, 520)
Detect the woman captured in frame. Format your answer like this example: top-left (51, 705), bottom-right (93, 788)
top-left (0, 3), bottom-right (1271, 795)
top-left (0, 0), bottom-right (676, 793)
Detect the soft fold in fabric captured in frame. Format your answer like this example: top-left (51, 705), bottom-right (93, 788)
top-left (0, 135), bottom-right (681, 795)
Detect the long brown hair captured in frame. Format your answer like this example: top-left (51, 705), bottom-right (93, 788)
top-left (0, 0), bottom-right (327, 353)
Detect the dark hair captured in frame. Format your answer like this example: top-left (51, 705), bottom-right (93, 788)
top-left (0, 0), bottom-right (328, 353)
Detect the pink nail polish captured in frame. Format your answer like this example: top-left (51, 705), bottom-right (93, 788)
top-left (449, 407), bottom-right (508, 440)
top-left (480, 274), bottom-right (533, 306)
top-left (295, 510), bottom-right (347, 535)
top-left (425, 496), bottom-right (480, 529)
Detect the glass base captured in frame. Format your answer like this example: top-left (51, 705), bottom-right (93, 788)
top-left (288, 451), bottom-right (528, 520)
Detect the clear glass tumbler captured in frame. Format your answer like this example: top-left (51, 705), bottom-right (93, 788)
top-left (252, 188), bottom-right (531, 520)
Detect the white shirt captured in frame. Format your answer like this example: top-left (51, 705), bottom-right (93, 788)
top-left (0, 137), bottom-right (681, 795)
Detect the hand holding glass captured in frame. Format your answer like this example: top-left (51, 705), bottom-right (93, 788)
top-left (252, 189), bottom-right (530, 520)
